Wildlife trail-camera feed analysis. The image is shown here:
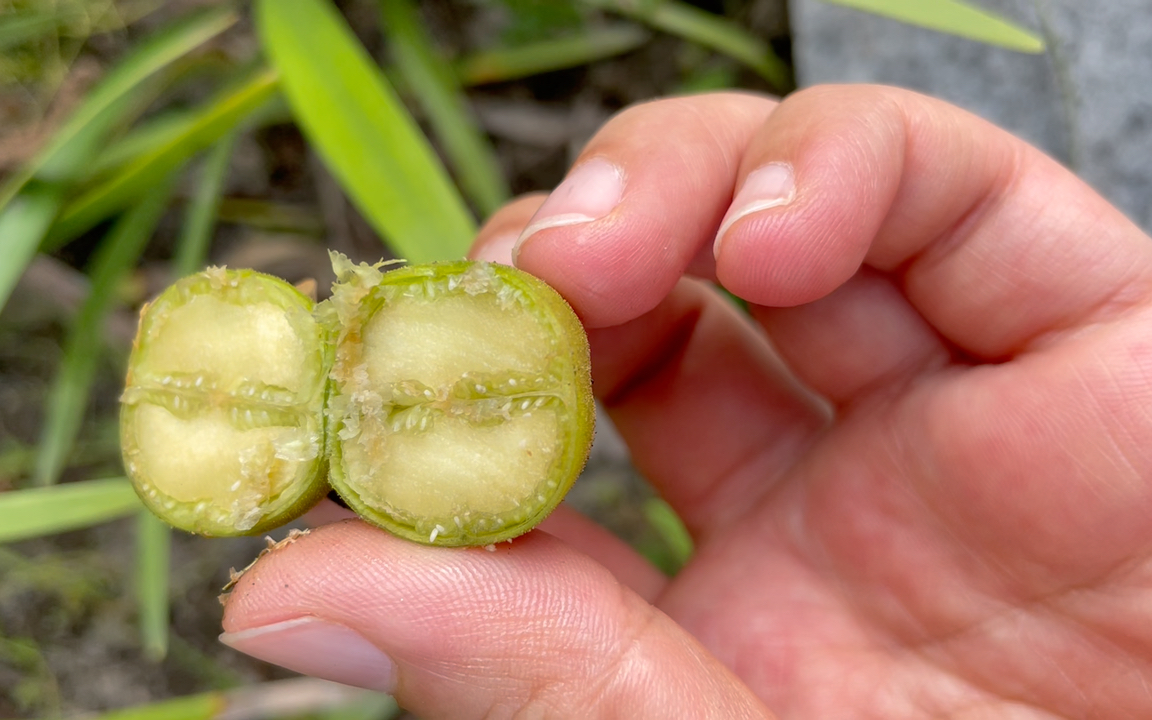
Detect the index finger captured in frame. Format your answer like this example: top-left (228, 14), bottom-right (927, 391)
top-left (514, 85), bottom-right (1152, 358)
top-left (715, 84), bottom-right (1152, 358)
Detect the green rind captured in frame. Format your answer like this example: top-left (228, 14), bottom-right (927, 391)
top-left (121, 268), bottom-right (330, 536)
top-left (324, 258), bottom-right (594, 547)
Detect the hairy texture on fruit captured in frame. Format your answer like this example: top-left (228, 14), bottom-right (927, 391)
top-left (324, 253), bottom-right (594, 546)
top-left (120, 268), bottom-right (329, 536)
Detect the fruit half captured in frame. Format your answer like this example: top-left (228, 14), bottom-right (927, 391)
top-left (323, 256), bottom-right (594, 546)
top-left (120, 268), bottom-right (329, 536)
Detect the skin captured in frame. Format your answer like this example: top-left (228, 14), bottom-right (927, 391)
top-left (220, 85), bottom-right (1152, 719)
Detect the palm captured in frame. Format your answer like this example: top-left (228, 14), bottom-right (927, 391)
top-left (653, 308), bottom-right (1152, 717)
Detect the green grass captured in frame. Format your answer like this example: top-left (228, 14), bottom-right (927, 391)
top-left (0, 5), bottom-right (237, 309)
top-left (820, 0), bottom-right (1045, 52)
top-left (0, 477), bottom-right (139, 543)
top-left (380, 0), bottom-right (510, 217)
top-left (257, 0), bottom-right (476, 261)
top-left (33, 177), bottom-right (176, 487)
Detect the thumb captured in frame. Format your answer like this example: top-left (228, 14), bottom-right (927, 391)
top-left (220, 521), bottom-right (772, 719)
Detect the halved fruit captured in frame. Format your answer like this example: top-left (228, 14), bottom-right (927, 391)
top-left (323, 255), bottom-right (594, 546)
top-left (120, 268), bottom-right (329, 536)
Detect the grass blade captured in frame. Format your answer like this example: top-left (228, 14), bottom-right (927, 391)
top-left (0, 478), bottom-right (140, 543)
top-left (173, 130), bottom-right (238, 275)
top-left (89, 109), bottom-right (199, 178)
top-left (0, 89), bottom-right (147, 311)
top-left (33, 177), bottom-right (177, 487)
top-left (46, 68), bottom-right (279, 249)
top-left (0, 5), bottom-right (237, 313)
top-left (88, 679), bottom-right (392, 720)
top-left (135, 510), bottom-right (172, 661)
top-left (0, 184), bottom-right (63, 309)
top-left (91, 691), bottom-right (223, 720)
top-left (584, 0), bottom-right (791, 90)
top-left (644, 497), bottom-right (693, 573)
top-left (0, 5), bottom-right (237, 209)
top-left (91, 95), bottom-right (292, 181)
top-left (819, 0), bottom-right (1045, 52)
top-left (379, 0), bottom-right (509, 217)
top-left (457, 23), bottom-right (650, 85)
top-left (257, 0), bottom-right (476, 262)
top-left (0, 11), bottom-right (64, 52)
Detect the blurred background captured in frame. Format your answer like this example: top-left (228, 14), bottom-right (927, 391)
top-left (0, 1), bottom-right (1147, 718)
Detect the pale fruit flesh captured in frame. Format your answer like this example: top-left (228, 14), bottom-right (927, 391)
top-left (120, 269), bottom-right (328, 536)
top-left (326, 259), bottom-right (594, 546)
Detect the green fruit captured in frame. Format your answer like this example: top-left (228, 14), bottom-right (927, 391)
top-left (121, 256), bottom-right (594, 546)
top-left (120, 268), bottom-right (329, 536)
top-left (323, 255), bottom-right (594, 546)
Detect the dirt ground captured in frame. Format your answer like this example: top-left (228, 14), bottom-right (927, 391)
top-left (0, 1), bottom-right (789, 716)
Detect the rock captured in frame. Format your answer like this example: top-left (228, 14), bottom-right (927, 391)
top-left (791, 0), bottom-right (1152, 231)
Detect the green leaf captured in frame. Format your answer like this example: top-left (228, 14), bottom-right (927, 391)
top-left (494, 0), bottom-right (586, 45)
top-left (257, 0), bottom-right (476, 262)
top-left (0, 478), bottom-right (141, 544)
top-left (0, 5), bottom-right (237, 312)
top-left (0, 12), bottom-right (64, 52)
top-left (644, 497), bottom-right (693, 573)
top-left (33, 178), bottom-right (177, 487)
top-left (91, 691), bottom-right (223, 720)
top-left (91, 96), bottom-right (291, 181)
top-left (173, 131), bottom-right (239, 276)
top-left (0, 90), bottom-right (142, 310)
top-left (584, 0), bottom-right (791, 90)
top-left (457, 23), bottom-right (650, 85)
top-left (0, 183), bottom-right (63, 310)
top-left (379, 0), bottom-right (509, 217)
top-left (86, 680), bottom-right (392, 720)
top-left (0, 5), bottom-right (237, 209)
top-left (46, 68), bottom-right (279, 249)
top-left (89, 110), bottom-right (199, 179)
top-left (135, 511), bottom-right (172, 661)
top-left (819, 0), bottom-right (1045, 53)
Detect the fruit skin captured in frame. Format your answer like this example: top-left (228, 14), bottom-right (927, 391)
top-left (120, 267), bottom-right (330, 537)
top-left (323, 256), bottom-right (595, 547)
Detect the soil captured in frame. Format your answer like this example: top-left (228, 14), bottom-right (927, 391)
top-left (0, 1), bottom-right (790, 716)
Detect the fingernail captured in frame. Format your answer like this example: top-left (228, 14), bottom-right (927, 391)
top-left (714, 162), bottom-right (795, 257)
top-left (514, 157), bottom-right (624, 261)
top-left (473, 233), bottom-right (517, 266)
top-left (220, 617), bottom-right (396, 693)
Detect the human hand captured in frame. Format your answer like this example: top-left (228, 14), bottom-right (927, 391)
top-left (220, 85), bottom-right (1152, 718)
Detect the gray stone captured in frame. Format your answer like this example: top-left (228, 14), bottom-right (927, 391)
top-left (791, 0), bottom-right (1152, 231)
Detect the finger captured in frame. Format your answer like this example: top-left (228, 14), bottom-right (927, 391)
top-left (714, 84), bottom-right (1152, 358)
top-left (470, 193), bottom-right (546, 266)
top-left (538, 505), bottom-right (668, 602)
top-left (220, 521), bottom-right (772, 719)
top-left (749, 269), bottom-right (952, 406)
top-left (511, 93), bottom-right (778, 328)
top-left (305, 498), bottom-right (666, 600)
top-left (590, 278), bottom-right (827, 537)
top-left (302, 498), bottom-right (357, 526)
